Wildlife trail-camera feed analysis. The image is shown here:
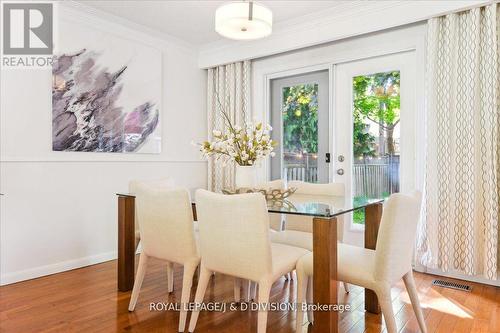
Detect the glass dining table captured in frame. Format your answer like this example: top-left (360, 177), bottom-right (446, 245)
top-left (115, 192), bottom-right (384, 333)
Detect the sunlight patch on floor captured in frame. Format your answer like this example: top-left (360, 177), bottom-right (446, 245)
top-left (402, 289), bottom-right (473, 319)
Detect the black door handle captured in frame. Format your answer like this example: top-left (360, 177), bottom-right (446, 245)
top-left (325, 153), bottom-right (331, 163)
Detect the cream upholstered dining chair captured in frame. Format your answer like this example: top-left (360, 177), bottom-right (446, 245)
top-left (129, 178), bottom-right (181, 293)
top-left (294, 192), bottom-right (426, 333)
top-left (129, 178), bottom-right (176, 250)
top-left (240, 179), bottom-right (286, 301)
top-left (188, 190), bottom-right (309, 333)
top-left (127, 184), bottom-right (200, 333)
top-left (269, 180), bottom-right (349, 291)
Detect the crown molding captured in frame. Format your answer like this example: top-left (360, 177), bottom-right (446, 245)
top-left (198, 0), bottom-right (494, 68)
top-left (58, 0), bottom-right (198, 52)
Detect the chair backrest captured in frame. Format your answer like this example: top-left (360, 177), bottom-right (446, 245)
top-left (135, 183), bottom-right (198, 264)
top-left (195, 189), bottom-right (272, 282)
top-left (285, 181), bottom-right (345, 234)
top-left (129, 178), bottom-right (175, 234)
top-left (256, 179), bottom-right (285, 231)
top-left (374, 192), bottom-right (422, 283)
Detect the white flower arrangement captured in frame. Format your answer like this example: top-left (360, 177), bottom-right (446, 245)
top-left (197, 100), bottom-right (277, 166)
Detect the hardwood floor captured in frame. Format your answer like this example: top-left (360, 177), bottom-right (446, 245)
top-left (0, 257), bottom-right (499, 333)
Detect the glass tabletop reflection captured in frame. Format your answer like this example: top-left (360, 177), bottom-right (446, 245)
top-left (266, 194), bottom-right (383, 218)
top-left (117, 192), bottom-right (384, 218)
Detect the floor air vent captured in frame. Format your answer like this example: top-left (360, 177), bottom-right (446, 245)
top-left (432, 279), bottom-right (472, 292)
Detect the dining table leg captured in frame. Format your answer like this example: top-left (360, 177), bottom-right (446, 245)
top-left (364, 202), bottom-right (383, 314)
top-left (312, 216), bottom-right (338, 333)
top-left (117, 195), bottom-right (135, 292)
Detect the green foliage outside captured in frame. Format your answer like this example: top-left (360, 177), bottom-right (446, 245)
top-left (282, 84), bottom-right (318, 154)
top-left (353, 192), bottom-right (390, 225)
top-left (353, 71), bottom-right (400, 224)
top-left (353, 112), bottom-right (377, 158)
top-left (353, 71), bottom-right (401, 157)
top-left (281, 71), bottom-right (400, 157)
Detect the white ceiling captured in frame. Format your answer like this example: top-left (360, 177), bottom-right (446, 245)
top-left (77, 1), bottom-right (351, 46)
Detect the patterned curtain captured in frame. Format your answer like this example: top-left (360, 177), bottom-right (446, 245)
top-left (417, 3), bottom-right (500, 279)
top-left (207, 61), bottom-right (251, 192)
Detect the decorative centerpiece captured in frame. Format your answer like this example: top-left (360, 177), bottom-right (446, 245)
top-left (222, 187), bottom-right (297, 202)
top-left (197, 102), bottom-right (277, 188)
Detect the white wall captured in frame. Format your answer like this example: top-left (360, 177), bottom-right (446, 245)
top-left (0, 4), bottom-right (207, 285)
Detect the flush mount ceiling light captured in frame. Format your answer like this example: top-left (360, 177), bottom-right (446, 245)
top-left (215, 1), bottom-right (273, 40)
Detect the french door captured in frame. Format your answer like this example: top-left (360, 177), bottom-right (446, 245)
top-left (270, 71), bottom-right (330, 183)
top-left (335, 51), bottom-right (417, 245)
top-left (268, 52), bottom-right (417, 245)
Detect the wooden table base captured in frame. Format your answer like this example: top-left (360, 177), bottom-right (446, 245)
top-left (117, 195), bottom-right (135, 292)
top-left (312, 217), bottom-right (338, 333)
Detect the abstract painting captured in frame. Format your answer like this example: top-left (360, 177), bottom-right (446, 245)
top-left (52, 19), bottom-right (161, 153)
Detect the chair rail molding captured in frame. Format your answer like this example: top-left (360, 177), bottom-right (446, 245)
top-left (198, 0), bottom-right (493, 68)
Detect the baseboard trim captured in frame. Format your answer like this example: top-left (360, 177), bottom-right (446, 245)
top-left (0, 251), bottom-right (117, 286)
top-left (414, 266), bottom-right (500, 287)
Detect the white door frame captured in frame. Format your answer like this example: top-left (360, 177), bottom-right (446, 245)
top-left (261, 63), bottom-right (335, 182)
top-left (270, 70), bottom-right (331, 183)
top-left (334, 50), bottom-right (418, 246)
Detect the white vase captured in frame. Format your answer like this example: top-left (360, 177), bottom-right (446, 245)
top-left (235, 165), bottom-right (257, 188)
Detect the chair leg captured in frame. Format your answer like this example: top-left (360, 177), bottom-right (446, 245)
top-left (244, 280), bottom-right (254, 302)
top-left (306, 276), bottom-right (314, 323)
top-left (128, 253), bottom-right (148, 311)
top-left (166, 261), bottom-right (174, 293)
top-left (234, 278), bottom-right (241, 302)
top-left (243, 280), bottom-right (250, 302)
top-left (403, 271), bottom-right (427, 333)
top-left (195, 264), bottom-right (200, 279)
top-left (295, 271), bottom-right (308, 333)
top-left (257, 280), bottom-right (272, 333)
top-left (343, 282), bottom-right (350, 293)
top-left (284, 273), bottom-right (290, 281)
top-left (376, 285), bottom-right (397, 333)
top-left (179, 263), bottom-right (198, 333)
top-left (188, 266), bottom-right (212, 333)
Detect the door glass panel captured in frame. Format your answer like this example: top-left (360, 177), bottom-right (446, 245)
top-left (352, 71), bottom-right (400, 224)
top-left (271, 71), bottom-right (328, 183)
top-left (282, 84), bottom-right (319, 183)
